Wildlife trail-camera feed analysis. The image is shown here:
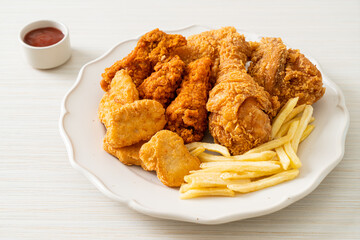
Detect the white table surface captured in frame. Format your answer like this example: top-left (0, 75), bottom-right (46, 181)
top-left (1, 0), bottom-right (359, 239)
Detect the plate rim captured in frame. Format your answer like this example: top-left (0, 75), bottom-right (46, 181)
top-left (59, 25), bottom-right (350, 224)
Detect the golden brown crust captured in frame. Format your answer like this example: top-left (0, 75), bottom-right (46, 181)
top-left (137, 55), bottom-right (185, 107)
top-left (98, 70), bottom-right (139, 128)
top-left (174, 26), bottom-right (251, 86)
top-left (103, 139), bottom-right (146, 167)
top-left (248, 38), bottom-right (287, 96)
top-left (100, 29), bottom-right (187, 91)
top-left (105, 99), bottom-right (166, 148)
top-left (207, 35), bottom-right (278, 155)
top-left (139, 130), bottom-right (200, 187)
top-left (165, 57), bottom-right (212, 143)
top-left (281, 49), bottom-right (325, 106)
top-left (249, 37), bottom-right (325, 107)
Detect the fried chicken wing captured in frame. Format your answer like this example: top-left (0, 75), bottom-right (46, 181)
top-left (98, 70), bottom-right (139, 127)
top-left (207, 34), bottom-right (279, 155)
top-left (174, 27), bottom-right (251, 85)
top-left (139, 130), bottom-right (200, 187)
top-left (105, 99), bottom-right (166, 148)
top-left (100, 29), bottom-right (187, 91)
top-left (282, 49), bottom-right (325, 106)
top-left (249, 37), bottom-right (325, 107)
top-left (165, 57), bottom-right (212, 143)
top-left (138, 55), bottom-right (185, 107)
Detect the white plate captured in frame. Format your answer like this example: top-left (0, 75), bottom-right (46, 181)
top-left (59, 25), bottom-right (350, 224)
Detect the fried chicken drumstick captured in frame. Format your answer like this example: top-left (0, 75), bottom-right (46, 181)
top-left (207, 34), bottom-right (279, 155)
top-left (166, 57), bottom-right (212, 143)
top-left (100, 29), bottom-right (186, 91)
top-left (249, 37), bottom-right (325, 107)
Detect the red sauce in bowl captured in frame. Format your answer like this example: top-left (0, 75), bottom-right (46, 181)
top-left (24, 27), bottom-right (64, 47)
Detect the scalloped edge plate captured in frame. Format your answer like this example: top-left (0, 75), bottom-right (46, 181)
top-left (59, 25), bottom-right (349, 224)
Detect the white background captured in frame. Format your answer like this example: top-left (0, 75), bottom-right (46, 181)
top-left (1, 0), bottom-right (359, 239)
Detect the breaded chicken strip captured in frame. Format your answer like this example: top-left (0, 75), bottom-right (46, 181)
top-left (249, 38), bottom-right (325, 107)
top-left (139, 130), bottom-right (200, 187)
top-left (166, 57), bottom-right (212, 143)
top-left (174, 26), bottom-right (251, 85)
top-left (105, 99), bottom-right (166, 148)
top-left (98, 70), bottom-right (139, 127)
top-left (100, 29), bottom-right (187, 91)
top-left (138, 55), bottom-right (185, 107)
top-left (207, 35), bottom-right (279, 155)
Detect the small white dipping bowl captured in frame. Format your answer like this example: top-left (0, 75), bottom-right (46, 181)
top-left (19, 20), bottom-right (71, 69)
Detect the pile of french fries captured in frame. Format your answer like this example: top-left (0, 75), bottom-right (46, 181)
top-left (180, 97), bottom-right (315, 199)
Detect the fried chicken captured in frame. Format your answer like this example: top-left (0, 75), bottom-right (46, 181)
top-left (174, 27), bottom-right (251, 85)
top-left (139, 130), bottom-right (200, 187)
top-left (249, 37), bottom-right (325, 107)
top-left (165, 57), bottom-right (212, 143)
top-left (282, 49), bottom-right (325, 106)
top-left (100, 28), bottom-right (187, 91)
top-left (105, 99), bottom-right (166, 148)
top-left (138, 55), bottom-right (185, 107)
top-left (207, 34), bottom-right (279, 155)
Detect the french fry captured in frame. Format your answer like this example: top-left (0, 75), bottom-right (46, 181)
top-left (180, 188), bottom-right (235, 199)
top-left (220, 170), bottom-right (282, 180)
top-left (284, 104), bottom-right (306, 123)
top-left (300, 124), bottom-right (315, 142)
top-left (245, 121), bottom-right (299, 154)
top-left (197, 151), bottom-right (276, 162)
top-left (180, 98), bottom-right (314, 199)
top-left (184, 171), bottom-right (223, 180)
top-left (291, 105), bottom-right (313, 152)
top-left (271, 97), bottom-right (299, 138)
top-left (185, 142), bottom-right (230, 157)
top-left (275, 146), bottom-right (291, 170)
top-left (227, 169), bottom-right (299, 193)
top-left (182, 175), bottom-right (250, 192)
top-left (199, 161), bottom-right (281, 173)
top-left (184, 172), bottom-right (224, 185)
top-left (190, 146), bottom-right (206, 156)
top-left (284, 142), bottom-right (301, 168)
top-left (276, 116), bottom-right (314, 138)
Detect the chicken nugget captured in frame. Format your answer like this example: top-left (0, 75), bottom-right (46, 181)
top-left (105, 99), bottom-right (166, 148)
top-left (98, 70), bottom-right (139, 127)
top-left (139, 130), bottom-right (200, 187)
top-left (103, 139), bottom-right (146, 166)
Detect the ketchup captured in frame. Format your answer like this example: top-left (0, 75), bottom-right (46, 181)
top-left (24, 27), bottom-right (64, 47)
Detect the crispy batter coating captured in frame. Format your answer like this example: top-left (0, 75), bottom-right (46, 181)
top-left (207, 35), bottom-right (279, 155)
top-left (174, 26), bottom-right (251, 85)
top-left (105, 99), bottom-right (166, 148)
top-left (139, 130), bottom-right (200, 187)
top-left (282, 49), bottom-right (325, 106)
top-left (100, 29), bottom-right (187, 91)
top-left (138, 55), bottom-right (185, 107)
top-left (103, 139), bottom-right (146, 167)
top-left (249, 37), bottom-right (325, 107)
top-left (248, 38), bottom-right (287, 95)
top-left (165, 57), bottom-right (212, 143)
top-left (98, 70), bottom-right (139, 127)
